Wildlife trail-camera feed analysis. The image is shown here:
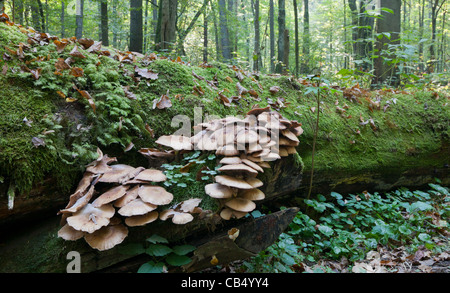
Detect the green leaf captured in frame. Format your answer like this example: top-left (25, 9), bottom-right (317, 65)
top-left (318, 225), bottom-right (334, 237)
top-left (146, 244), bottom-right (173, 257)
top-left (410, 201), bottom-right (433, 212)
top-left (418, 233), bottom-right (431, 242)
top-left (137, 261), bottom-right (165, 273)
top-left (146, 234), bottom-right (169, 244)
top-left (330, 192), bottom-right (343, 200)
top-left (381, 7), bottom-right (394, 14)
top-left (172, 245), bottom-right (196, 256)
top-left (165, 253), bottom-right (192, 266)
top-left (428, 184), bottom-right (449, 196)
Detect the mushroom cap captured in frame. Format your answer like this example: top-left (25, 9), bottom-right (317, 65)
top-left (159, 209), bottom-right (194, 224)
top-left (92, 185), bottom-right (129, 208)
top-left (238, 188), bottom-right (265, 201)
top-left (66, 203), bottom-right (115, 233)
top-left (156, 135), bottom-right (192, 150)
top-left (219, 156), bottom-right (242, 165)
top-left (245, 177), bottom-right (264, 188)
top-left (138, 185), bottom-right (173, 206)
top-left (86, 154), bottom-right (117, 174)
top-left (124, 210), bottom-right (159, 227)
top-left (57, 224), bottom-right (85, 241)
top-left (98, 164), bottom-right (144, 183)
top-left (215, 175), bottom-right (254, 190)
top-left (133, 169), bottom-right (167, 182)
top-left (118, 198), bottom-right (157, 217)
top-left (218, 163), bottom-right (258, 175)
top-left (205, 183), bottom-right (234, 199)
top-left (291, 125), bottom-right (304, 136)
top-left (225, 198), bottom-right (256, 212)
top-left (219, 208), bottom-right (248, 220)
top-left (59, 185), bottom-right (95, 214)
top-left (84, 223), bottom-right (128, 251)
top-left (246, 106), bottom-right (271, 117)
top-left (215, 144), bottom-right (239, 156)
top-left (241, 158), bottom-right (264, 173)
top-left (236, 129), bottom-right (259, 144)
top-left (114, 185), bottom-right (139, 208)
top-left (281, 129), bottom-right (300, 143)
top-left (178, 198), bottom-right (202, 213)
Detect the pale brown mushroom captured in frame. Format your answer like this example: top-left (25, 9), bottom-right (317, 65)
top-left (84, 223), bottom-right (128, 251)
top-left (159, 209), bottom-right (194, 225)
top-left (225, 198), bottom-right (256, 213)
top-left (205, 183), bottom-right (234, 199)
top-left (57, 224), bottom-right (85, 241)
top-left (138, 185), bottom-right (173, 205)
top-left (92, 185), bottom-right (129, 208)
top-left (245, 177), bottom-right (264, 188)
top-left (215, 175), bottom-right (254, 190)
top-left (219, 207), bottom-right (248, 220)
top-left (98, 164), bottom-right (145, 184)
top-left (59, 185), bottom-right (95, 214)
top-left (133, 169), bottom-right (167, 182)
top-left (219, 156), bottom-right (242, 165)
top-left (66, 203), bottom-right (115, 233)
top-left (124, 210), bottom-right (159, 227)
top-left (156, 135), bottom-right (192, 150)
top-left (238, 188), bottom-right (265, 201)
top-left (218, 163), bottom-right (258, 175)
top-left (114, 185), bottom-right (139, 208)
top-left (117, 198), bottom-right (157, 217)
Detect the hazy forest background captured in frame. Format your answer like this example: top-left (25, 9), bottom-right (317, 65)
top-left (1, 0), bottom-right (448, 87)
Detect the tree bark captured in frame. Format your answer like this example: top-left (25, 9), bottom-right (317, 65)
top-left (269, 0), bottom-right (275, 73)
top-left (293, 0), bottom-right (299, 77)
top-left (130, 0), bottom-right (143, 53)
top-left (155, 0), bottom-right (177, 52)
top-left (101, 0), bottom-right (109, 46)
top-left (300, 0), bottom-right (310, 74)
top-left (253, 0), bottom-right (260, 72)
top-left (203, 8), bottom-right (208, 63)
top-left (276, 0), bottom-right (286, 73)
top-left (373, 0), bottom-right (401, 86)
top-left (60, 0), bottom-right (65, 38)
top-left (75, 0), bottom-right (84, 39)
top-left (218, 0), bottom-right (231, 61)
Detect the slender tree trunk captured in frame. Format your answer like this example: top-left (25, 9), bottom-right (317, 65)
top-left (300, 0), bottom-right (310, 74)
top-left (283, 29), bottom-right (290, 74)
top-left (155, 0), bottom-right (177, 52)
top-left (344, 0), bottom-right (348, 69)
top-left (203, 8), bottom-right (208, 63)
top-left (60, 0), bottom-right (65, 38)
top-left (143, 0), bottom-right (149, 52)
top-left (276, 0), bottom-right (286, 73)
top-left (130, 0), bottom-right (143, 52)
top-left (101, 0), bottom-right (109, 46)
top-left (218, 0), bottom-right (231, 61)
top-left (428, 0), bottom-right (445, 73)
top-left (253, 0), bottom-right (260, 72)
top-left (269, 0), bottom-right (275, 73)
top-left (16, 0), bottom-right (24, 25)
top-left (37, 0), bottom-right (45, 32)
top-left (75, 0), bottom-right (84, 39)
top-left (211, 1), bottom-right (220, 60)
top-left (418, 0), bottom-right (425, 71)
top-left (373, 0), bottom-right (401, 86)
top-left (177, 0), bottom-right (209, 55)
top-left (293, 0), bottom-right (299, 77)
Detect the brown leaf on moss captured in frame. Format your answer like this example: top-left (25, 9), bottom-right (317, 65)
top-left (55, 58), bottom-right (71, 71)
top-left (77, 38), bottom-right (95, 50)
top-left (123, 86), bottom-right (137, 100)
top-left (153, 93), bottom-right (172, 109)
top-left (70, 67), bottom-right (84, 77)
top-left (31, 137), bottom-right (45, 148)
top-left (193, 85), bottom-right (205, 96)
top-left (236, 82), bottom-right (248, 96)
top-left (135, 66), bottom-right (158, 80)
top-left (77, 89), bottom-right (96, 113)
top-left (269, 86), bottom-right (281, 95)
top-left (70, 45), bottom-right (86, 58)
top-left (145, 123), bottom-right (155, 138)
top-left (87, 41), bottom-right (103, 53)
top-left (218, 90), bottom-right (233, 107)
top-left (53, 39), bottom-right (69, 53)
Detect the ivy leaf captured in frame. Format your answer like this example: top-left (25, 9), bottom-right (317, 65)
top-left (172, 245), bottom-right (196, 256)
top-left (318, 225), bottom-right (334, 237)
top-left (146, 234), bottom-right (169, 244)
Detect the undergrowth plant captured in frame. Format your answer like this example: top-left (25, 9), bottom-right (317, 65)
top-left (241, 182), bottom-right (450, 273)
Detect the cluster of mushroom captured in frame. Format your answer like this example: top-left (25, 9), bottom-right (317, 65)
top-left (57, 149), bottom-right (202, 251)
top-left (155, 106), bottom-right (303, 220)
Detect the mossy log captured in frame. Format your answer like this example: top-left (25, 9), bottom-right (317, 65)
top-left (0, 156), bottom-right (302, 273)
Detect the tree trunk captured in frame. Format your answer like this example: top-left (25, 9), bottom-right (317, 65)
top-left (130, 0), bottom-right (143, 53)
top-left (269, 0), bottom-right (275, 73)
top-left (101, 0), bottom-right (109, 46)
top-left (155, 0), bottom-right (177, 52)
top-left (373, 0), bottom-right (401, 86)
top-left (218, 0), bottom-right (231, 61)
top-left (293, 0), bottom-right (299, 77)
top-left (203, 8), bottom-right (208, 63)
top-left (283, 29), bottom-right (290, 74)
top-left (253, 0), bottom-right (260, 72)
top-left (300, 0), bottom-right (309, 74)
top-left (428, 0), bottom-right (445, 73)
top-left (37, 0), bottom-right (45, 32)
top-left (75, 0), bottom-right (84, 39)
top-left (276, 0), bottom-right (286, 73)
top-left (177, 0), bottom-right (209, 56)
top-left (60, 0), bottom-right (65, 38)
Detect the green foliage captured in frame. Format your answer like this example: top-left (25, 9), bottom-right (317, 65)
top-left (119, 234), bottom-right (195, 273)
top-left (241, 184), bottom-right (450, 272)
